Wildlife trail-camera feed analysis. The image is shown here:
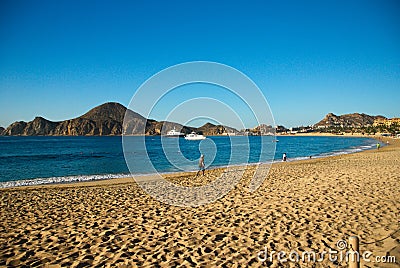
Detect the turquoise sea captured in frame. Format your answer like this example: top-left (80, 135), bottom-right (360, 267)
top-left (0, 136), bottom-right (381, 187)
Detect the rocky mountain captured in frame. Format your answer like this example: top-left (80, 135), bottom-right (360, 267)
top-left (196, 123), bottom-right (238, 135)
top-left (2, 103), bottom-right (146, 136)
top-left (314, 113), bottom-right (386, 128)
top-left (0, 102), bottom-right (239, 136)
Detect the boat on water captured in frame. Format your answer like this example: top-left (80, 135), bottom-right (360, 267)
top-left (184, 132), bottom-right (206, 140)
top-left (165, 128), bottom-right (185, 137)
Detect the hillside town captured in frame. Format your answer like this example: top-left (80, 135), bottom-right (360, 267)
top-left (246, 114), bottom-right (400, 137)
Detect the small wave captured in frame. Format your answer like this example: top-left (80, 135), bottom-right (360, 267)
top-left (282, 142), bottom-right (377, 162)
top-left (0, 153), bottom-right (109, 160)
top-left (302, 143), bottom-right (377, 160)
top-left (0, 173), bottom-right (130, 188)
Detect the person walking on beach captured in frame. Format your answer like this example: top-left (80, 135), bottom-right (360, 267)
top-left (282, 153), bottom-right (287, 162)
top-left (377, 143), bottom-right (381, 150)
top-left (196, 154), bottom-right (205, 176)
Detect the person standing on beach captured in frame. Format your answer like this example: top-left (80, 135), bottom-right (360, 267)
top-left (377, 143), bottom-right (381, 150)
top-left (196, 154), bottom-right (205, 176)
top-left (282, 153), bottom-right (287, 162)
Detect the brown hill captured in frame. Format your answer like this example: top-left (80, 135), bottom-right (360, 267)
top-left (2, 102), bottom-right (146, 136)
top-left (81, 102), bottom-right (128, 122)
top-left (22, 117), bottom-right (59, 135)
top-left (314, 113), bottom-right (386, 128)
top-left (196, 123), bottom-right (237, 135)
top-left (3, 121), bottom-right (28, 135)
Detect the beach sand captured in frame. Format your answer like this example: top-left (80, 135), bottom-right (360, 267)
top-left (0, 138), bottom-right (399, 267)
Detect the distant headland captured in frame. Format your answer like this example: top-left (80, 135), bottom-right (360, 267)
top-left (0, 102), bottom-right (237, 136)
top-left (0, 102), bottom-right (398, 136)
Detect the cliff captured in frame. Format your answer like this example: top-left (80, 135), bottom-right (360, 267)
top-left (314, 113), bottom-right (387, 128)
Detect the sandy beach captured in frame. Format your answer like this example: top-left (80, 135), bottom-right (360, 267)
top-left (1, 137), bottom-right (399, 267)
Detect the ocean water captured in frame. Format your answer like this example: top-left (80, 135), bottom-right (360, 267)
top-left (0, 136), bottom-right (380, 187)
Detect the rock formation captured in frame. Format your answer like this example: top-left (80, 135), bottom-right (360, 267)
top-left (314, 113), bottom-right (386, 128)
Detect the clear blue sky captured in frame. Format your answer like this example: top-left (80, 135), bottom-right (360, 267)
top-left (0, 0), bottom-right (399, 128)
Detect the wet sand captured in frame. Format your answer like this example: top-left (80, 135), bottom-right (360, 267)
top-left (0, 138), bottom-right (399, 267)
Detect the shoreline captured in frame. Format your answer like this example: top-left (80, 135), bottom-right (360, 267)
top-left (0, 135), bottom-right (386, 190)
top-left (0, 135), bottom-right (392, 190)
top-left (0, 136), bottom-right (399, 266)
top-left (0, 132), bottom-right (390, 137)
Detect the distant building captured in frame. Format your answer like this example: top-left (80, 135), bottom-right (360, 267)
top-left (373, 118), bottom-right (400, 127)
top-left (222, 130), bottom-right (236, 136)
top-left (275, 125), bottom-right (288, 133)
top-left (289, 126), bottom-right (314, 134)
